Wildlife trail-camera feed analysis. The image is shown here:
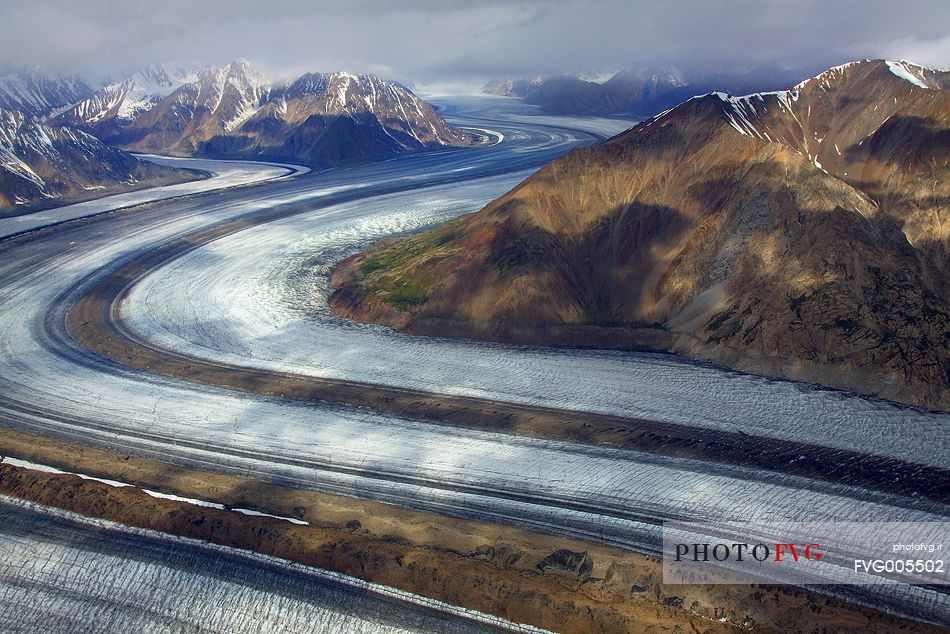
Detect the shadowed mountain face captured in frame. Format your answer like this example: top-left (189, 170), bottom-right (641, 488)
top-left (0, 108), bottom-right (190, 210)
top-left (332, 60), bottom-right (950, 410)
top-left (56, 61), bottom-right (477, 167)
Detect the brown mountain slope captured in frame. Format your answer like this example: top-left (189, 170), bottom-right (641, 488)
top-left (331, 60), bottom-right (950, 410)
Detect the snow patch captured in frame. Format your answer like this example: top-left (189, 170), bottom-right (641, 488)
top-left (0, 456), bottom-right (308, 524)
top-left (232, 507), bottom-right (308, 525)
top-left (885, 60), bottom-right (932, 89)
top-left (794, 60), bottom-right (866, 91)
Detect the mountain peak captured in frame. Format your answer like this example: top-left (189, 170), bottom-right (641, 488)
top-left (791, 58), bottom-right (945, 92)
top-left (883, 59), bottom-right (941, 89)
top-left (638, 58), bottom-right (949, 144)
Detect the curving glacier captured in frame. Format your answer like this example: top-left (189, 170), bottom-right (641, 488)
top-left (0, 95), bottom-right (946, 627)
top-left (0, 497), bottom-right (522, 634)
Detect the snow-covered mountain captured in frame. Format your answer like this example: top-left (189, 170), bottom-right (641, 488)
top-left (58, 60), bottom-right (476, 166)
top-left (103, 59), bottom-right (270, 151)
top-left (54, 63), bottom-right (210, 132)
top-left (0, 107), bottom-right (189, 210)
top-left (205, 71), bottom-right (472, 163)
top-left (0, 69), bottom-right (94, 119)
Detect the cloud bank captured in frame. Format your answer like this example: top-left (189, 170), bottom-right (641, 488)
top-left (3, 0), bottom-right (949, 83)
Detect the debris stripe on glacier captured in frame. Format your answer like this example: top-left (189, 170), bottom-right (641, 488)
top-left (3, 462), bottom-right (948, 627)
top-left (0, 496), bottom-right (538, 634)
top-left (0, 155), bottom-right (308, 240)
top-left (118, 170), bottom-right (950, 467)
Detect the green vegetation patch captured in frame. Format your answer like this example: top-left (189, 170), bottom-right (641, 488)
top-left (358, 229), bottom-right (460, 311)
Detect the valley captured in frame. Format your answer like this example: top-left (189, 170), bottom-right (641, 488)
top-left (3, 1), bottom-right (949, 631)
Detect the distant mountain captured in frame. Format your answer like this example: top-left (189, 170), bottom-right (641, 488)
top-left (487, 74), bottom-right (623, 115)
top-left (57, 60), bottom-right (479, 167)
top-left (482, 75), bottom-right (545, 99)
top-left (484, 65), bottom-right (815, 116)
top-left (0, 107), bottom-right (193, 210)
top-left (196, 70), bottom-right (473, 165)
top-left (333, 60), bottom-right (950, 410)
top-left (55, 63), bottom-right (220, 140)
top-left (0, 69), bottom-right (94, 119)
top-left (91, 59), bottom-right (270, 152)
top-left (602, 67), bottom-right (689, 104)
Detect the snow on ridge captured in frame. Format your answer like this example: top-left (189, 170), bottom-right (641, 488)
top-left (0, 69), bottom-right (92, 118)
top-left (0, 109), bottom-right (51, 190)
top-left (793, 58), bottom-right (943, 92)
top-left (662, 68), bottom-right (689, 88)
top-left (576, 70), bottom-right (620, 84)
top-left (713, 92), bottom-right (771, 139)
top-left (640, 91), bottom-right (730, 130)
top-left (793, 60), bottom-right (867, 91)
top-left (641, 104), bottom-right (677, 127)
top-left (223, 99), bottom-right (262, 131)
top-left (0, 109), bottom-right (52, 190)
top-left (884, 60), bottom-right (933, 89)
top-left (60, 62), bottom-right (222, 124)
top-left (639, 88), bottom-right (793, 141)
top-left (334, 73), bottom-right (352, 108)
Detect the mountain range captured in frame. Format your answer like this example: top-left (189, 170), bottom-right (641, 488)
top-left (0, 107), bottom-right (192, 210)
top-left (484, 65), bottom-right (820, 116)
top-left (53, 59), bottom-right (478, 166)
top-left (332, 59), bottom-right (950, 411)
top-left (52, 64), bottom-right (209, 130)
top-left (0, 69), bottom-right (94, 119)
top-left (0, 59), bottom-right (478, 209)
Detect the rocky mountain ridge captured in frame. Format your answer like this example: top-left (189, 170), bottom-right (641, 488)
top-left (55, 60), bottom-right (478, 167)
top-left (0, 107), bottom-right (192, 210)
top-left (54, 64), bottom-right (211, 129)
top-left (333, 59), bottom-right (950, 410)
top-left (0, 59), bottom-right (478, 209)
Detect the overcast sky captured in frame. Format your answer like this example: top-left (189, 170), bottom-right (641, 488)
top-left (3, 0), bottom-right (950, 85)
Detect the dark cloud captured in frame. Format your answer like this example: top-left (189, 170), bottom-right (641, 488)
top-left (2, 0), bottom-right (949, 83)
